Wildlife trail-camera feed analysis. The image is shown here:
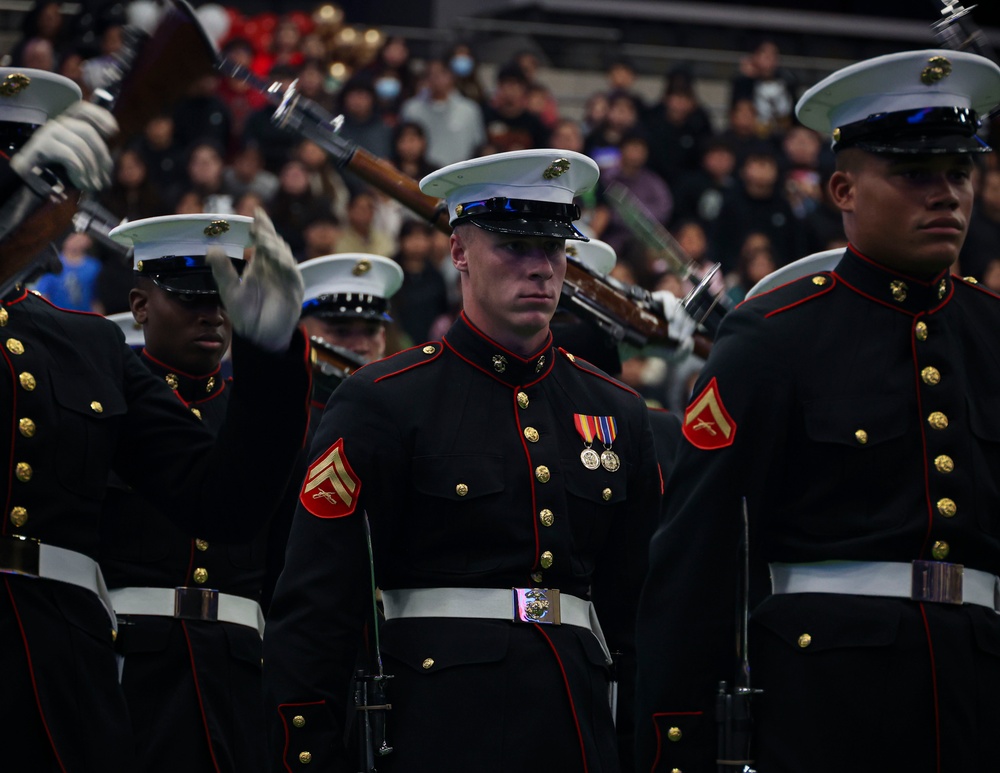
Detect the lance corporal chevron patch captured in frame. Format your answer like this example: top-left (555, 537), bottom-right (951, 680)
top-left (300, 438), bottom-right (361, 518)
top-left (682, 377), bottom-right (736, 450)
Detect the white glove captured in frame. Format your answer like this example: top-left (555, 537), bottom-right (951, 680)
top-left (10, 101), bottom-right (117, 191)
top-left (208, 207), bottom-right (305, 353)
top-left (649, 290), bottom-right (699, 362)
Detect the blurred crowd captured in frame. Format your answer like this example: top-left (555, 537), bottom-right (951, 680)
top-left (8, 1), bottom-right (1000, 410)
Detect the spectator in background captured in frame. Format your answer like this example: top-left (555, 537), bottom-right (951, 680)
top-left (336, 75), bottom-right (394, 167)
top-left (802, 161), bottom-right (848, 255)
top-left (100, 145), bottom-right (165, 222)
top-left (400, 57), bottom-right (486, 167)
top-left (720, 97), bottom-right (773, 164)
top-left (581, 91), bottom-right (609, 136)
top-left (217, 37), bottom-right (269, 141)
top-left (223, 142), bottom-right (279, 205)
top-left (391, 220), bottom-right (448, 346)
top-left (251, 14), bottom-right (304, 79)
top-left (136, 113), bottom-right (185, 196)
top-left (960, 165), bottom-right (1000, 281)
top-left (712, 145), bottom-right (802, 271)
top-left (591, 129), bottom-right (673, 256)
top-left (780, 123), bottom-right (824, 218)
top-left (603, 55), bottom-right (647, 113)
top-left (302, 216), bottom-right (342, 262)
top-left (359, 36), bottom-right (418, 121)
top-left (671, 137), bottom-right (737, 233)
top-left (34, 232), bottom-right (102, 311)
top-left (731, 38), bottom-right (797, 135)
top-left (515, 49), bottom-right (560, 130)
top-left (645, 67), bottom-right (715, 188)
top-left (18, 37), bottom-right (56, 70)
top-left (447, 42), bottom-right (488, 106)
top-left (982, 258), bottom-right (1000, 293)
top-left (295, 139), bottom-right (350, 223)
top-left (585, 89), bottom-right (643, 173)
top-left (390, 121), bottom-right (436, 182)
top-left (269, 158), bottom-right (335, 260)
top-left (9, 1), bottom-right (67, 66)
top-left (172, 72), bottom-right (232, 154)
top-left (483, 63), bottom-right (548, 152)
top-left (334, 188), bottom-right (395, 257)
top-left (295, 58), bottom-right (337, 115)
top-left (726, 230), bottom-right (778, 304)
top-left (183, 139), bottom-right (234, 213)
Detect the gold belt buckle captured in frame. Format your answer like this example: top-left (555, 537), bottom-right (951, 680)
top-left (911, 560), bottom-right (963, 605)
top-left (512, 587), bottom-right (561, 624)
top-left (0, 534), bottom-right (41, 577)
top-left (173, 587), bottom-right (220, 621)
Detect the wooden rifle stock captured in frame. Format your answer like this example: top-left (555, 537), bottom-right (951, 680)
top-left (0, 0), bottom-right (218, 284)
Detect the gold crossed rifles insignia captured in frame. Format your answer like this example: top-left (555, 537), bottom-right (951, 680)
top-left (685, 388), bottom-right (732, 439)
top-left (303, 444), bottom-right (358, 508)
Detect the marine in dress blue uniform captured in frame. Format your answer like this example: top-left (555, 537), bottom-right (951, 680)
top-left (0, 71), bottom-right (311, 773)
top-left (635, 50), bottom-right (1000, 773)
top-left (264, 149), bottom-right (662, 772)
top-left (99, 214), bottom-right (278, 773)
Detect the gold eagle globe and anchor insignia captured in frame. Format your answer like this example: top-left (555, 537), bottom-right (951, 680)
top-left (0, 73), bottom-right (30, 97)
top-left (522, 589), bottom-right (551, 621)
top-left (921, 56), bottom-right (952, 86)
top-left (203, 220), bottom-right (230, 237)
top-left (542, 158), bottom-right (571, 179)
top-left (352, 259), bottom-right (372, 276)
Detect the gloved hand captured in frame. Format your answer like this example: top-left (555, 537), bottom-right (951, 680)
top-left (10, 101), bottom-right (117, 191)
top-left (208, 207), bottom-right (304, 353)
top-left (648, 290), bottom-right (699, 362)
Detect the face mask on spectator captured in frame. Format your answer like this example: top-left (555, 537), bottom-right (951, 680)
top-left (375, 77), bottom-right (401, 101)
top-left (450, 54), bottom-right (474, 78)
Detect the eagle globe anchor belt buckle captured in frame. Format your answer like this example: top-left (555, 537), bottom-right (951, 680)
top-left (512, 587), bottom-right (561, 624)
top-left (174, 586), bottom-right (221, 621)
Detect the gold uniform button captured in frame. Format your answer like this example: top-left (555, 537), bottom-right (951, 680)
top-left (193, 567), bottom-right (208, 584)
top-left (422, 345), bottom-right (436, 355)
top-left (191, 407), bottom-right (202, 420)
top-left (934, 455), bottom-right (954, 474)
top-left (524, 427), bottom-right (539, 443)
top-left (565, 352), bottom-right (576, 362)
top-left (111, 628), bottom-right (117, 642)
top-left (455, 483), bottom-right (469, 497)
top-left (937, 498), bottom-right (957, 518)
top-left (540, 551), bottom-right (554, 569)
top-left (531, 572), bottom-right (543, 583)
top-left (6, 338), bottom-right (24, 355)
top-left (672, 769), bottom-right (682, 773)
top-left (931, 541), bottom-right (950, 560)
top-left (90, 401), bottom-right (103, 414)
top-left (165, 373), bottom-right (179, 390)
top-left (602, 488), bottom-right (612, 501)
top-left (921, 366), bottom-right (941, 386)
top-left (292, 715), bottom-right (306, 728)
top-left (298, 751), bottom-right (312, 764)
top-left (18, 418), bottom-right (35, 437)
top-left (539, 508), bottom-right (554, 527)
top-left (422, 658), bottom-right (434, 669)
top-left (9, 506), bottom-right (27, 527)
top-left (0, 307), bottom-right (7, 326)
top-left (535, 465), bottom-right (550, 483)
top-left (812, 276), bottom-right (827, 286)
top-left (964, 275), bottom-right (979, 284)
top-left (927, 412), bottom-right (948, 430)
top-left (19, 372), bottom-right (36, 391)
top-left (667, 726), bottom-right (682, 742)
top-left (798, 633), bottom-right (812, 648)
top-left (915, 321), bottom-right (928, 341)
top-left (15, 462), bottom-right (32, 482)
top-left (517, 391), bottom-right (529, 409)
top-left (195, 539), bottom-right (209, 551)
top-left (855, 429), bottom-right (868, 445)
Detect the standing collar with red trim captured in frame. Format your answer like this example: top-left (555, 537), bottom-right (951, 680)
top-left (442, 312), bottom-right (554, 387)
top-left (140, 349), bottom-right (226, 403)
top-left (834, 245), bottom-right (953, 315)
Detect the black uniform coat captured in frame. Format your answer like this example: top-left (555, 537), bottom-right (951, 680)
top-left (99, 351), bottom-right (273, 773)
top-left (635, 246), bottom-right (1000, 773)
top-left (264, 312), bottom-right (662, 773)
top-left (0, 291), bottom-right (311, 773)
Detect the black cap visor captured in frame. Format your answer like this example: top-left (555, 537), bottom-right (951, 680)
top-left (137, 256), bottom-right (246, 296)
top-left (452, 197), bottom-right (589, 241)
top-left (301, 294), bottom-right (392, 322)
top-left (836, 106), bottom-right (991, 154)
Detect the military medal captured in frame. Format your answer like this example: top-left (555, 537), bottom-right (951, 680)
top-left (574, 413), bottom-right (619, 472)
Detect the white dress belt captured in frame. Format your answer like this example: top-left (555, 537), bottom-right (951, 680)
top-left (1, 535), bottom-right (117, 631)
top-left (770, 560), bottom-right (1000, 611)
top-left (109, 586), bottom-right (265, 638)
